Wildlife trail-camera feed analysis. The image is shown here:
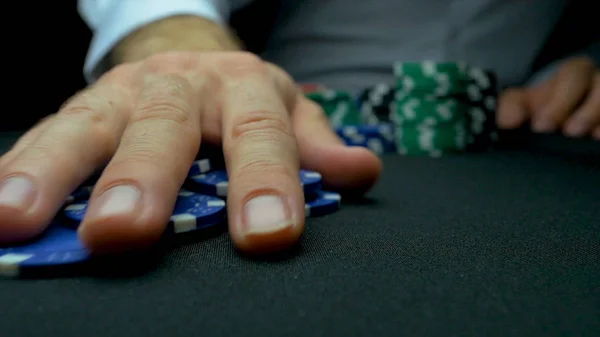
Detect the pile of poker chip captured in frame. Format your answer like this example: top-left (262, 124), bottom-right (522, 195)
top-left (0, 160), bottom-right (341, 278)
top-left (303, 61), bottom-right (498, 157)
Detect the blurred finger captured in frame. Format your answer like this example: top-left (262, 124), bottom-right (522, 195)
top-left (532, 57), bottom-right (595, 132)
top-left (496, 88), bottom-right (529, 129)
top-left (593, 126), bottom-right (600, 140)
top-left (525, 77), bottom-right (556, 113)
top-left (78, 70), bottom-right (204, 253)
top-left (218, 54), bottom-right (305, 254)
top-left (564, 72), bottom-right (600, 137)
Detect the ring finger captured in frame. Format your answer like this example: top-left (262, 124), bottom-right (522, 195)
top-left (0, 75), bottom-right (132, 242)
top-left (77, 69), bottom-right (205, 253)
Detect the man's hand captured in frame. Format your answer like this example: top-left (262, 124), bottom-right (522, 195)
top-left (497, 56), bottom-right (600, 140)
top-left (0, 16), bottom-right (381, 255)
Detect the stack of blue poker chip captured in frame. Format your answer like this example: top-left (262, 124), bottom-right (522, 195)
top-left (167, 190), bottom-right (226, 234)
top-left (185, 170), bottom-right (230, 197)
top-left (1, 157), bottom-right (343, 278)
top-left (304, 190), bottom-right (342, 217)
top-left (184, 167), bottom-right (340, 218)
top-left (334, 123), bottom-right (397, 155)
top-left (61, 189), bottom-right (227, 235)
top-left (187, 158), bottom-right (212, 176)
top-left (299, 170), bottom-right (323, 195)
top-left (185, 169), bottom-right (323, 197)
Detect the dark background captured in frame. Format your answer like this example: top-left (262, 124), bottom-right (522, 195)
top-left (2, 1), bottom-right (598, 131)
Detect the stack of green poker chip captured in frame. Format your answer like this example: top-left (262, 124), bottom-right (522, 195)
top-left (305, 89), bottom-right (362, 127)
top-left (393, 97), bottom-right (471, 156)
top-left (392, 61), bottom-right (497, 156)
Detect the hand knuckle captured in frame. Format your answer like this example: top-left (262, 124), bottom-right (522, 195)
top-left (18, 142), bottom-right (55, 161)
top-left (143, 53), bottom-right (177, 71)
top-left (100, 63), bottom-right (136, 83)
top-left (131, 101), bottom-right (200, 145)
top-left (109, 150), bottom-right (183, 186)
top-left (142, 72), bottom-right (192, 98)
top-left (219, 52), bottom-right (268, 77)
top-left (236, 159), bottom-right (296, 182)
top-left (229, 111), bottom-right (293, 143)
top-left (142, 51), bottom-right (200, 74)
top-left (115, 144), bottom-right (169, 166)
top-left (133, 74), bottom-right (195, 122)
top-left (132, 99), bottom-right (192, 126)
top-left (57, 91), bottom-right (122, 153)
top-left (11, 142), bottom-right (80, 176)
top-left (60, 91), bottom-right (112, 125)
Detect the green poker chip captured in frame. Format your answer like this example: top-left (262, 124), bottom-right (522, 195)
top-left (393, 97), bottom-right (470, 127)
top-left (389, 61), bottom-right (499, 155)
top-left (303, 62), bottom-right (499, 157)
top-left (394, 61), bottom-right (472, 96)
top-left (395, 123), bottom-right (471, 157)
top-left (305, 89), bottom-right (361, 126)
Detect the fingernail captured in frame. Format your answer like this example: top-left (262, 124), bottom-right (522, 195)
top-left (243, 195), bottom-right (293, 234)
top-left (564, 120), bottom-right (587, 137)
top-left (533, 115), bottom-right (555, 132)
top-left (0, 176), bottom-right (36, 209)
top-left (94, 185), bottom-right (141, 218)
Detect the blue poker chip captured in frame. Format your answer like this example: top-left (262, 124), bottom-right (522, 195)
top-left (299, 169), bottom-right (322, 195)
top-left (335, 123), bottom-right (393, 136)
top-left (61, 201), bottom-right (88, 225)
top-left (186, 169), bottom-right (322, 197)
top-left (61, 190), bottom-right (227, 234)
top-left (186, 169), bottom-right (229, 197)
top-left (0, 224), bottom-right (90, 277)
top-left (167, 189), bottom-right (227, 234)
top-left (187, 158), bottom-right (212, 177)
top-left (65, 185), bottom-right (94, 205)
top-left (334, 123), bottom-right (396, 155)
top-left (305, 190), bottom-right (342, 217)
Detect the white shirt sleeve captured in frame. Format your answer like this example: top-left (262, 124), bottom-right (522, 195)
top-left (78, 0), bottom-right (232, 83)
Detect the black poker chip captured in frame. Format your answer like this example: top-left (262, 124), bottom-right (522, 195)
top-left (358, 83), bottom-right (396, 125)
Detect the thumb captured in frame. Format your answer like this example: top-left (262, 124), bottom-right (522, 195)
top-left (293, 96), bottom-right (382, 194)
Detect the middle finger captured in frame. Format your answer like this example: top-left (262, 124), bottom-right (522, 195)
top-left (219, 54), bottom-right (305, 253)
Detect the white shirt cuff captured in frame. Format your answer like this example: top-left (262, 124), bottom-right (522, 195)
top-left (82, 0), bottom-right (229, 83)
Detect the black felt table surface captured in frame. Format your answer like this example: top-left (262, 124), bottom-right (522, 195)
top-left (0, 131), bottom-right (598, 337)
